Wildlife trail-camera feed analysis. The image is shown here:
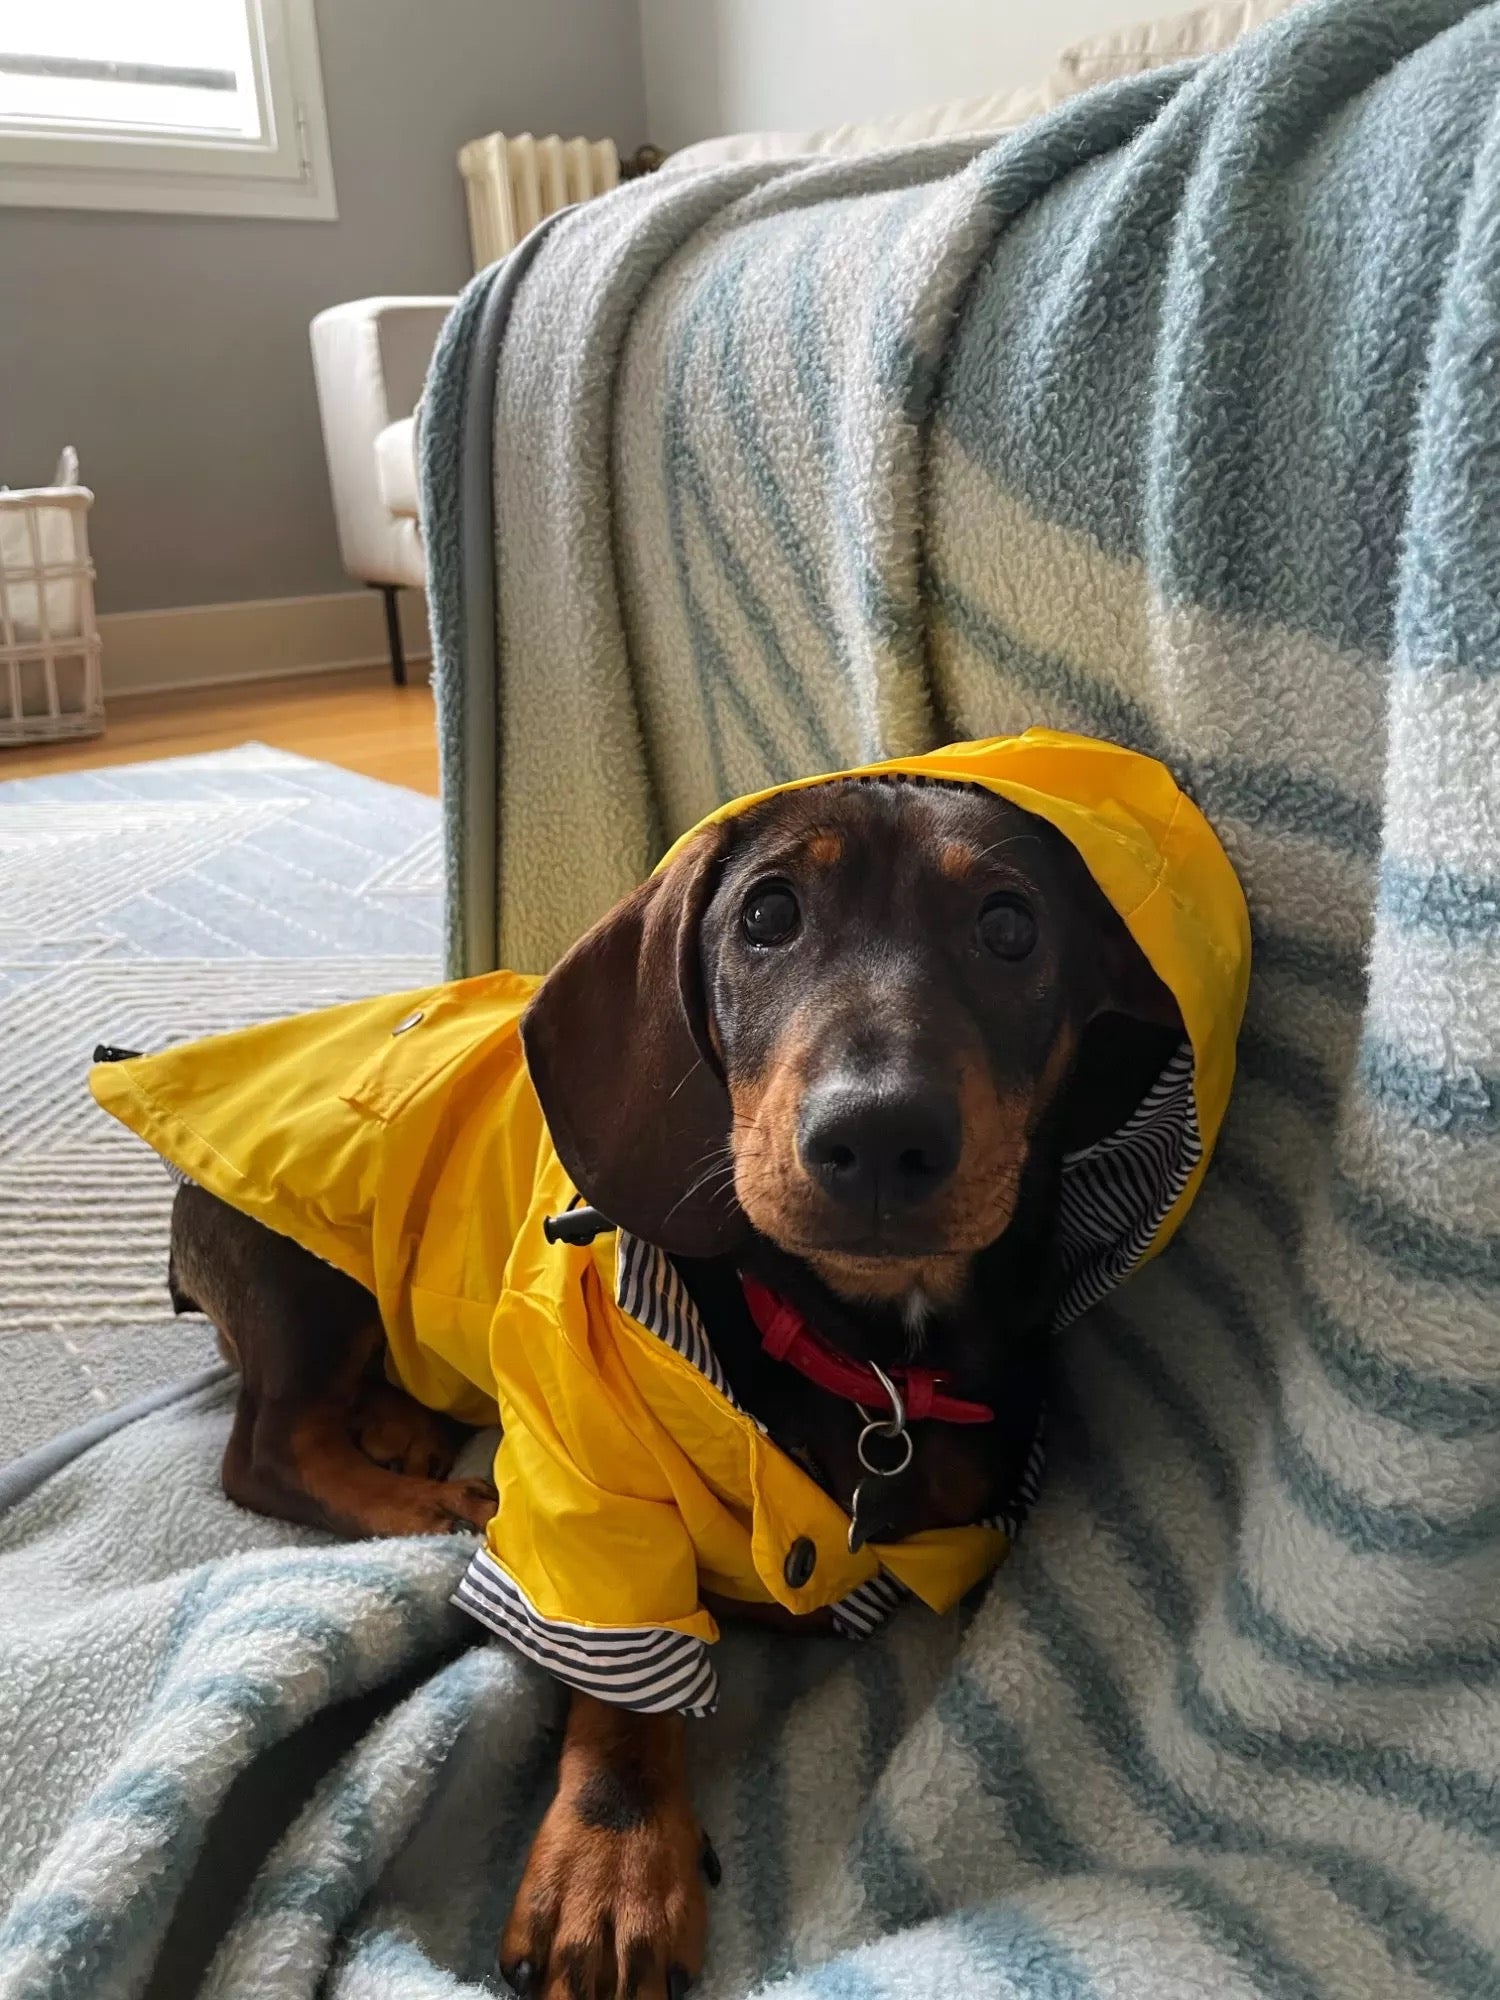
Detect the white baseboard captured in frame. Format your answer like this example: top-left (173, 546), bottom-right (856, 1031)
top-left (97, 588), bottom-right (433, 698)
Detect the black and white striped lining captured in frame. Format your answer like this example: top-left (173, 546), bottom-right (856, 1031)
top-left (830, 1571), bottom-right (910, 1638)
top-left (455, 1548), bottom-right (719, 1715)
top-left (1052, 1039), bottom-right (1201, 1329)
top-left (615, 1231), bottom-right (744, 1408)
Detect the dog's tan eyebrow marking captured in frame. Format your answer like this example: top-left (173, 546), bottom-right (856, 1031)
top-left (939, 841), bottom-right (979, 880)
top-left (805, 830), bottom-right (843, 868)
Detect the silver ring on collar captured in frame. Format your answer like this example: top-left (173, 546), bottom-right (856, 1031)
top-left (856, 1418), bottom-right (914, 1478)
top-left (856, 1360), bottom-right (912, 1477)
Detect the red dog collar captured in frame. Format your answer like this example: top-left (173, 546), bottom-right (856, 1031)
top-left (741, 1275), bottom-right (994, 1425)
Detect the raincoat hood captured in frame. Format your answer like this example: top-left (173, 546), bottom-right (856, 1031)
top-left (659, 727), bottom-right (1250, 1292)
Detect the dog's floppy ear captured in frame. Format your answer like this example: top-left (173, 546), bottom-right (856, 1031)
top-left (1094, 904), bottom-right (1182, 1036)
top-left (1060, 896), bottom-right (1185, 1156)
top-left (521, 828), bottom-right (747, 1257)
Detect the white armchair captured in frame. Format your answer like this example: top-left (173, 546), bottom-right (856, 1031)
top-left (309, 296), bottom-right (454, 683)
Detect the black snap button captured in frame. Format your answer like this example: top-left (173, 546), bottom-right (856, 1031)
top-left (784, 1537), bottom-right (817, 1589)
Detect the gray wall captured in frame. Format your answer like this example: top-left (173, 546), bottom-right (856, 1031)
top-left (0, 0), bottom-right (646, 614)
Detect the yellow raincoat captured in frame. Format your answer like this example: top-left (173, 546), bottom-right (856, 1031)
top-left (91, 731), bottom-right (1249, 1714)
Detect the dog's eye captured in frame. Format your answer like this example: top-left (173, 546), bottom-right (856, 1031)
top-left (978, 893), bottom-right (1036, 961)
top-left (741, 881), bottom-right (800, 947)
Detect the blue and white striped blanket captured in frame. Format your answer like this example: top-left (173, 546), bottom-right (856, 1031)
top-left (4, 0), bottom-right (1499, 1993)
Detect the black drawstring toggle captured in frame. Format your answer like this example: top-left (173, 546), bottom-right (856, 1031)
top-left (542, 1204), bottom-right (615, 1246)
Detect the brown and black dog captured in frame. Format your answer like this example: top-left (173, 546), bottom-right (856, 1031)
top-left (167, 775), bottom-right (1181, 2000)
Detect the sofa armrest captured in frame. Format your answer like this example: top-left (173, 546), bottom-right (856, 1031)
top-left (310, 297), bottom-right (455, 587)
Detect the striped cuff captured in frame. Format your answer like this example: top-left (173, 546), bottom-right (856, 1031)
top-left (830, 1571), bottom-right (908, 1638)
top-left (454, 1548), bottom-right (719, 1716)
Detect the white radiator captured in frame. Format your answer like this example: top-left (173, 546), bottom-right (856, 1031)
top-left (457, 132), bottom-right (620, 271)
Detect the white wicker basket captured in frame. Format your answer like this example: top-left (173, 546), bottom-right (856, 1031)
top-left (0, 448), bottom-right (104, 748)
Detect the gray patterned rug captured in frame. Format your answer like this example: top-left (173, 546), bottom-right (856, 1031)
top-left (0, 743), bottom-right (442, 1459)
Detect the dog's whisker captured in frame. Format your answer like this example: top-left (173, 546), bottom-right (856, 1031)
top-left (679, 1159), bottom-right (733, 1200)
top-left (669, 1057), bottom-right (706, 1101)
top-left (661, 1154), bottom-right (740, 1224)
top-left (967, 833), bottom-right (1041, 866)
top-left (679, 1137), bottom-right (735, 1181)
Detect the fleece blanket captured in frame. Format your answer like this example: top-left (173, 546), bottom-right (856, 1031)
top-left (5, 1), bottom-right (1500, 1994)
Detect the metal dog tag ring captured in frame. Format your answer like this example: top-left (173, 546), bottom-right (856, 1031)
top-left (856, 1419), bottom-right (914, 1479)
top-left (855, 1357), bottom-right (913, 1477)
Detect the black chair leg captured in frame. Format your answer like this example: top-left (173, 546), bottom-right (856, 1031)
top-left (373, 583), bottom-right (406, 686)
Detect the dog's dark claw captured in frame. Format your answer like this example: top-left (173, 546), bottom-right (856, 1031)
top-left (500, 1957), bottom-right (535, 1997)
top-left (700, 1831), bottom-right (722, 1887)
top-left (668, 1968), bottom-right (692, 2000)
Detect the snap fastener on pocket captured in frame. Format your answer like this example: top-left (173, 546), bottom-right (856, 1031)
top-left (783, 1537), bottom-right (817, 1589)
top-left (391, 1009), bottom-right (424, 1036)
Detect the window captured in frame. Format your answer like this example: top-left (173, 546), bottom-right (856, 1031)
top-left (0, 0), bottom-right (336, 220)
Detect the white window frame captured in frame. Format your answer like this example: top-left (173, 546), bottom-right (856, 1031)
top-left (0, 0), bottom-right (337, 222)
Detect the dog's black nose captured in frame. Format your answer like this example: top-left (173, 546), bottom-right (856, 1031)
top-left (798, 1078), bottom-right (961, 1212)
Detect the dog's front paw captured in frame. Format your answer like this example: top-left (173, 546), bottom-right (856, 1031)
top-left (500, 1782), bottom-right (710, 1999)
top-left (434, 1476), bottom-right (499, 1534)
top-left (360, 1474), bottom-right (496, 1538)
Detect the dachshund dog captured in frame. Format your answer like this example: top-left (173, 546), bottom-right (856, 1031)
top-left (165, 774), bottom-right (1183, 2000)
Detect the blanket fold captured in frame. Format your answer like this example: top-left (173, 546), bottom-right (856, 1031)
top-left (5, 2), bottom-right (1500, 1993)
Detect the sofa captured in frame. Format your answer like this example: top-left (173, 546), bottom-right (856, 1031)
top-left (306, 0), bottom-right (1290, 684)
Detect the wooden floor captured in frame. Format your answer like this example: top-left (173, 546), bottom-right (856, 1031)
top-left (0, 666), bottom-right (440, 795)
